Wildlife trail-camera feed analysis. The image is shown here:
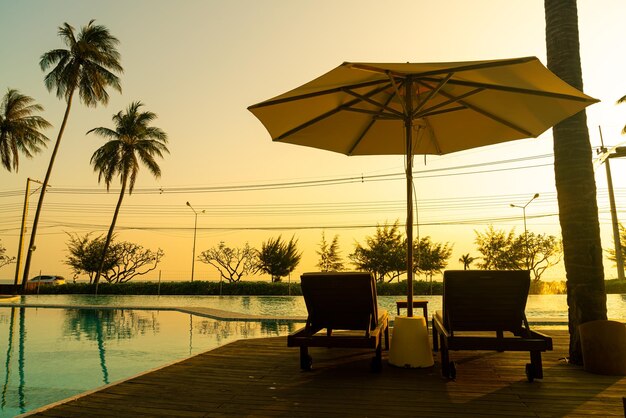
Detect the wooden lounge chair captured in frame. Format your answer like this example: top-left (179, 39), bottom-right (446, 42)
top-left (432, 270), bottom-right (553, 382)
top-left (287, 272), bottom-right (390, 372)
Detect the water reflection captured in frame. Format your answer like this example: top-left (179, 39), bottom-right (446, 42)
top-left (63, 309), bottom-right (159, 341)
top-left (0, 307), bottom-right (26, 415)
top-left (63, 309), bottom-right (161, 386)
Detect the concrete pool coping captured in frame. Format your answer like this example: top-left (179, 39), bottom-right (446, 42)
top-left (0, 301), bottom-right (577, 326)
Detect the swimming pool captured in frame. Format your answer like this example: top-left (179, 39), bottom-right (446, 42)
top-left (4, 294), bottom-right (626, 322)
top-left (0, 307), bottom-right (296, 417)
top-left (2, 294), bottom-right (625, 416)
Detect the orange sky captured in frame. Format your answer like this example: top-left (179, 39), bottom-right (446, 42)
top-left (1, 1), bottom-right (626, 283)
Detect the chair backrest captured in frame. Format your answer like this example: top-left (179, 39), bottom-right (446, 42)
top-left (442, 270), bottom-right (530, 333)
top-left (300, 272), bottom-right (379, 331)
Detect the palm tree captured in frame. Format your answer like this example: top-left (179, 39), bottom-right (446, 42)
top-left (458, 253), bottom-right (475, 270)
top-left (21, 20), bottom-right (123, 288)
top-left (545, 0), bottom-right (607, 364)
top-left (0, 89), bottom-right (50, 172)
top-left (617, 96), bottom-right (626, 133)
top-left (89, 101), bottom-right (168, 287)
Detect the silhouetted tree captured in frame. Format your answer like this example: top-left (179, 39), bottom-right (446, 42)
top-left (198, 241), bottom-right (258, 282)
top-left (0, 89), bottom-right (50, 172)
top-left (0, 239), bottom-right (16, 269)
top-left (459, 253), bottom-right (476, 270)
top-left (89, 101), bottom-right (168, 286)
top-left (23, 20), bottom-right (123, 286)
top-left (316, 232), bottom-right (344, 272)
top-left (256, 236), bottom-right (301, 282)
top-left (350, 221), bottom-right (405, 283)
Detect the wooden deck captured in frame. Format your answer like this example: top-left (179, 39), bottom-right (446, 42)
top-left (25, 330), bottom-right (626, 417)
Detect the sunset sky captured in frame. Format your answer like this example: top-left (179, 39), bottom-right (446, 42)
top-left (1, 0), bottom-right (626, 283)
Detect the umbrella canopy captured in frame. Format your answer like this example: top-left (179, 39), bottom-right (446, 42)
top-left (248, 56), bottom-right (598, 316)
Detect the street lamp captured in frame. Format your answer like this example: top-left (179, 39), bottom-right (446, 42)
top-left (186, 201), bottom-right (204, 282)
top-left (510, 193), bottom-right (539, 270)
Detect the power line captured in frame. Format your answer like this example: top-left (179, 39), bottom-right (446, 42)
top-left (0, 153), bottom-right (554, 197)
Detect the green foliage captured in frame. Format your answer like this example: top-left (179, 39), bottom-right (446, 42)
top-left (349, 221), bottom-right (406, 282)
top-left (0, 89), bottom-right (50, 172)
top-left (316, 232), bottom-right (344, 272)
top-left (523, 232), bottom-right (562, 281)
top-left (474, 226), bottom-right (562, 281)
top-left (474, 226), bottom-right (523, 270)
top-left (106, 242), bottom-right (164, 284)
top-left (414, 236), bottom-right (453, 276)
top-left (605, 279), bottom-right (626, 294)
top-left (198, 241), bottom-right (258, 282)
top-left (0, 238), bottom-right (16, 269)
top-left (24, 278), bottom-right (592, 296)
top-left (65, 233), bottom-right (163, 284)
top-left (88, 101), bottom-right (168, 193)
top-left (28, 280), bottom-right (305, 296)
top-left (40, 20), bottom-right (123, 105)
top-left (65, 233), bottom-right (119, 283)
top-left (256, 236), bottom-right (302, 282)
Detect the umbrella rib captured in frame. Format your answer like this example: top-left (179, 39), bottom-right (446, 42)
top-left (430, 88), bottom-right (534, 137)
top-left (416, 84), bottom-right (484, 115)
top-left (420, 76), bottom-right (597, 103)
top-left (347, 94), bottom-right (396, 155)
top-left (273, 84), bottom-right (393, 141)
top-left (412, 73), bottom-right (453, 118)
top-left (419, 105), bottom-right (468, 119)
top-left (343, 88), bottom-right (404, 118)
top-left (344, 107), bottom-right (401, 119)
top-left (248, 79), bottom-right (389, 109)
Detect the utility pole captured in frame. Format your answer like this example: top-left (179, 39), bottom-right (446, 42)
top-left (598, 126), bottom-right (625, 280)
top-left (14, 178), bottom-right (43, 289)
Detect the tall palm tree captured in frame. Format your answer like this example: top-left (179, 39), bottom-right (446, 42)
top-left (89, 101), bottom-right (168, 286)
top-left (21, 20), bottom-right (123, 288)
top-left (617, 96), bottom-right (626, 133)
top-left (0, 89), bottom-right (50, 172)
top-left (545, 0), bottom-right (607, 364)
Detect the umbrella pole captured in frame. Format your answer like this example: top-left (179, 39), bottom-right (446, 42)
top-left (405, 80), bottom-right (414, 318)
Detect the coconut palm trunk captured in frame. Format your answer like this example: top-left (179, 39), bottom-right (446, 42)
top-left (21, 92), bottom-right (75, 290)
top-left (545, 0), bottom-right (607, 364)
top-left (21, 20), bottom-right (122, 290)
top-left (94, 174), bottom-right (127, 290)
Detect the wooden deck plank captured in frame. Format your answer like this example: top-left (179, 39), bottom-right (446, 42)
top-left (23, 330), bottom-right (626, 417)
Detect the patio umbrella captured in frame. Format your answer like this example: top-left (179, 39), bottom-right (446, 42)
top-left (248, 56), bottom-right (598, 317)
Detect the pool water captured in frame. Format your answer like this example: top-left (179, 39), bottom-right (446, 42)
top-left (0, 307), bottom-right (296, 417)
top-left (1, 294), bottom-right (625, 416)
top-left (6, 294), bottom-right (626, 322)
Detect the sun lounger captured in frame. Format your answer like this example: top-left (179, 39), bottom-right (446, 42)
top-left (287, 272), bottom-right (389, 372)
top-left (432, 270), bottom-right (553, 381)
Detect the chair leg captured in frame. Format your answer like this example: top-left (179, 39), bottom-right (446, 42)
top-left (530, 350), bottom-right (543, 379)
top-left (299, 346), bottom-right (312, 371)
top-left (440, 344), bottom-right (450, 377)
top-left (384, 323), bottom-right (390, 350)
top-left (371, 339), bottom-right (383, 372)
top-left (432, 323), bottom-right (439, 352)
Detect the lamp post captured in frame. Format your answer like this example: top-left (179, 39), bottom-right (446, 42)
top-left (510, 193), bottom-right (539, 270)
top-left (186, 201), bottom-right (204, 282)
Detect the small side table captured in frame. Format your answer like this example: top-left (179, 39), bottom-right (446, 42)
top-left (396, 300), bottom-right (429, 328)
